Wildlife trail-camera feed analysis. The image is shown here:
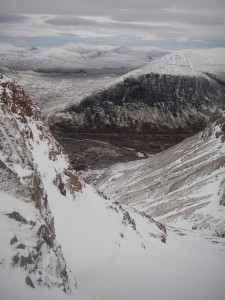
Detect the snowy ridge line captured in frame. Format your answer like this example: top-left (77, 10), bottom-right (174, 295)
top-left (0, 73), bottom-right (82, 199)
top-left (122, 48), bottom-right (225, 78)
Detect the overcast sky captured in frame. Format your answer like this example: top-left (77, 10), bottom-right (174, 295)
top-left (0, 0), bottom-right (224, 49)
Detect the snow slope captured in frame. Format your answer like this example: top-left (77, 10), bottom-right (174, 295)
top-left (96, 110), bottom-right (225, 237)
top-left (2, 189), bottom-right (225, 300)
top-left (46, 184), bottom-right (225, 300)
top-left (124, 48), bottom-right (225, 77)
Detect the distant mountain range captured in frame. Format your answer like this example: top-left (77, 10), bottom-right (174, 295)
top-left (0, 42), bottom-right (168, 72)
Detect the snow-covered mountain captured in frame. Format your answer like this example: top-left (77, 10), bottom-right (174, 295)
top-left (51, 48), bottom-right (225, 141)
top-left (0, 43), bottom-right (168, 72)
top-left (0, 74), bottom-right (169, 299)
top-left (95, 110), bottom-right (225, 237)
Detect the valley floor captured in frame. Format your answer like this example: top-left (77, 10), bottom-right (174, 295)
top-left (54, 132), bottom-right (188, 172)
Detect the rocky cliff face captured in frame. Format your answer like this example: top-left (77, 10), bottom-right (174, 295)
top-left (51, 49), bottom-right (225, 138)
top-left (0, 74), bottom-right (81, 292)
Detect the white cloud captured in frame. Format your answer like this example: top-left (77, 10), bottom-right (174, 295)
top-left (67, 30), bottom-right (117, 39)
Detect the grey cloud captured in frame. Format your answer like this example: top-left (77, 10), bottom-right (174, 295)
top-left (44, 16), bottom-right (187, 40)
top-left (45, 16), bottom-right (99, 26)
top-left (105, 23), bottom-right (184, 40)
top-left (111, 9), bottom-right (225, 28)
top-left (172, 0), bottom-right (225, 10)
top-left (45, 16), bottom-right (178, 32)
top-left (0, 14), bottom-right (30, 23)
top-left (2, 0), bottom-right (224, 15)
top-left (1, 0), bottom-right (171, 15)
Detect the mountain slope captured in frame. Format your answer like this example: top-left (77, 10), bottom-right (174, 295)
top-left (95, 110), bottom-right (225, 237)
top-left (52, 48), bottom-right (225, 138)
